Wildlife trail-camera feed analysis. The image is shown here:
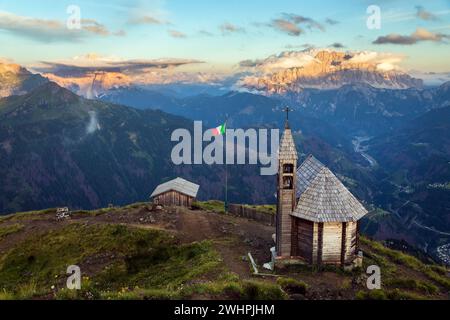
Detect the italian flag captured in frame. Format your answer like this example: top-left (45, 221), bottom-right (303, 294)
top-left (212, 123), bottom-right (226, 136)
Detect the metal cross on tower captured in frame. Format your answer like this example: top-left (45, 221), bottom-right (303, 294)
top-left (283, 107), bottom-right (293, 128)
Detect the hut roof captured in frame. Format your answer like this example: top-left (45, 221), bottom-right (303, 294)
top-left (292, 155), bottom-right (368, 223)
top-left (150, 177), bottom-right (200, 198)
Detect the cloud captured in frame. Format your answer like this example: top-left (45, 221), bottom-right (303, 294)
top-left (0, 11), bottom-right (113, 42)
top-left (239, 59), bottom-right (263, 68)
top-left (285, 43), bottom-right (315, 50)
top-left (416, 6), bottom-right (438, 21)
top-left (199, 30), bottom-right (214, 36)
top-left (168, 29), bottom-right (187, 38)
top-left (409, 70), bottom-right (450, 86)
top-left (373, 28), bottom-right (450, 45)
top-left (86, 111), bottom-right (100, 134)
top-left (114, 30), bottom-right (127, 37)
top-left (32, 53), bottom-right (213, 97)
top-left (127, 15), bottom-right (167, 25)
top-left (271, 19), bottom-right (303, 36)
top-left (325, 18), bottom-right (339, 25)
top-left (329, 42), bottom-right (345, 48)
top-left (80, 19), bottom-right (110, 36)
top-left (219, 23), bottom-right (245, 35)
top-left (34, 54), bottom-right (203, 77)
top-left (238, 50), bottom-right (318, 73)
top-left (283, 14), bottom-right (325, 31)
top-left (267, 13), bottom-right (325, 36)
top-left (347, 51), bottom-right (405, 71)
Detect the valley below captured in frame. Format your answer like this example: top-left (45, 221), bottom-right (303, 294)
top-left (352, 136), bottom-right (378, 168)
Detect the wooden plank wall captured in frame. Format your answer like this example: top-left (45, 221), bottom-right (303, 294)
top-left (154, 191), bottom-right (193, 207)
top-left (291, 218), bottom-right (299, 256)
top-left (321, 222), bottom-right (342, 264)
top-left (296, 219), bottom-right (314, 263)
top-left (293, 220), bottom-right (359, 266)
top-left (277, 189), bottom-right (295, 257)
top-left (341, 222), bottom-right (347, 265)
top-left (317, 223), bottom-right (324, 265)
top-left (345, 221), bottom-right (358, 263)
top-left (228, 204), bottom-right (275, 226)
top-left (312, 223), bottom-right (319, 264)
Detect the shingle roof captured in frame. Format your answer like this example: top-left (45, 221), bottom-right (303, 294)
top-left (296, 155), bottom-right (325, 198)
top-left (292, 155), bottom-right (368, 223)
top-left (150, 177), bottom-right (200, 198)
top-left (278, 127), bottom-right (298, 161)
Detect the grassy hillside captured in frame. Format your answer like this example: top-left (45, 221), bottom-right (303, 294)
top-left (0, 203), bottom-right (448, 300)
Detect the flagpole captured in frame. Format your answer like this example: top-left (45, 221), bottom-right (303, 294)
top-left (224, 118), bottom-right (228, 214)
top-left (225, 158), bottom-right (228, 213)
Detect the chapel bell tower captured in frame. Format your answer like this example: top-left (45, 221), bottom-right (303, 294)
top-left (276, 108), bottom-right (298, 258)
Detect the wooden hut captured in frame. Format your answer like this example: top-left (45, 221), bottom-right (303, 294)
top-left (150, 178), bottom-right (200, 207)
top-left (276, 122), bottom-right (367, 266)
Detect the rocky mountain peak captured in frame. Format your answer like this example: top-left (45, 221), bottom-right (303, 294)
top-left (239, 50), bottom-right (424, 94)
top-left (0, 60), bottom-right (48, 98)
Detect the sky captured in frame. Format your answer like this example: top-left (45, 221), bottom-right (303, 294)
top-left (0, 0), bottom-right (449, 74)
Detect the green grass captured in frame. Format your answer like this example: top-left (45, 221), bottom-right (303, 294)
top-left (384, 278), bottom-right (439, 294)
top-left (0, 208), bottom-right (55, 223)
top-left (356, 289), bottom-right (387, 300)
top-left (244, 205), bottom-right (276, 215)
top-left (180, 273), bottom-right (287, 300)
top-left (72, 207), bottom-right (119, 217)
top-left (356, 289), bottom-right (426, 300)
top-left (120, 202), bottom-right (149, 211)
top-left (181, 273), bottom-right (243, 298)
top-left (361, 237), bottom-right (450, 291)
top-left (0, 223), bottom-right (24, 240)
top-left (0, 223), bottom-right (222, 299)
top-left (193, 201), bottom-right (226, 214)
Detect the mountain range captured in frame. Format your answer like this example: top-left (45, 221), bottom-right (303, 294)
top-left (239, 50), bottom-right (424, 94)
top-left (16, 50), bottom-right (428, 99)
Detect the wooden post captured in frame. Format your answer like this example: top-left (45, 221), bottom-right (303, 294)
top-left (317, 222), bottom-right (324, 265)
top-left (341, 222), bottom-right (347, 266)
top-left (291, 218), bottom-right (298, 257)
top-left (356, 221), bottom-right (360, 251)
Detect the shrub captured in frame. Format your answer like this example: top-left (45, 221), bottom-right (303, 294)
top-left (385, 278), bottom-right (439, 295)
top-left (0, 223), bottom-right (24, 240)
top-left (356, 289), bottom-right (387, 300)
top-left (277, 277), bottom-right (308, 295)
top-left (241, 280), bottom-right (287, 300)
top-left (386, 289), bottom-right (426, 300)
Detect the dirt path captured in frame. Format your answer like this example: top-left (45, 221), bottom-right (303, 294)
top-left (177, 210), bottom-right (216, 243)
